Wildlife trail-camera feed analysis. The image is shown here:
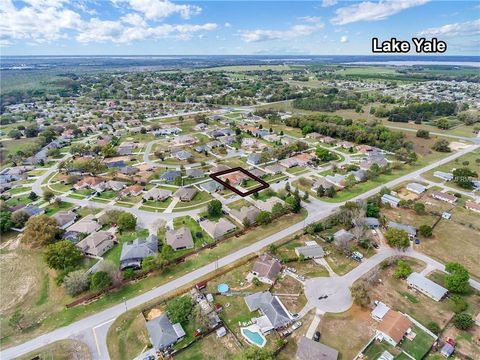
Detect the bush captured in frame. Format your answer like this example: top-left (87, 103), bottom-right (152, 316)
top-left (426, 321), bottom-right (441, 335)
top-left (63, 270), bottom-right (89, 296)
top-left (166, 296), bottom-right (193, 324)
top-left (117, 212), bottom-right (136, 232)
top-left (393, 260), bottom-right (412, 279)
top-left (450, 295), bottom-right (468, 313)
top-left (452, 313), bottom-right (474, 330)
top-left (419, 224), bottom-right (433, 237)
top-left (90, 271), bottom-right (112, 291)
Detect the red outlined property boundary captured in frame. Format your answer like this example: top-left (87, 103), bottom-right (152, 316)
top-left (209, 167), bottom-right (269, 197)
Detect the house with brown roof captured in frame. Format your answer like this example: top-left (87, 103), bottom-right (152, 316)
top-left (120, 185), bottom-right (144, 197)
top-left (166, 227), bottom-right (194, 251)
top-left (143, 188), bottom-right (171, 201)
top-left (66, 214), bottom-right (101, 234)
top-left (200, 218), bottom-right (236, 240)
top-left (52, 211), bottom-right (77, 230)
top-left (465, 201), bottom-right (480, 213)
top-left (174, 187), bottom-right (198, 201)
top-left (376, 310), bottom-right (412, 346)
top-left (222, 172), bottom-right (249, 185)
top-left (431, 191), bottom-right (457, 204)
top-left (74, 177), bottom-right (107, 192)
top-left (229, 205), bottom-right (260, 225)
top-left (76, 231), bottom-right (117, 257)
top-left (293, 153), bottom-right (315, 166)
top-left (251, 254), bottom-right (282, 284)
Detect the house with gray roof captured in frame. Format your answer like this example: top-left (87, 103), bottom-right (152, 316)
top-left (407, 272), bottom-right (448, 301)
top-left (171, 150), bottom-right (192, 161)
top-left (186, 168), bottom-right (204, 179)
top-left (244, 292), bottom-right (292, 332)
top-left (253, 197), bottom-right (284, 212)
top-left (406, 182), bottom-right (427, 194)
top-left (160, 170), bottom-right (181, 182)
top-left (333, 229), bottom-right (355, 245)
top-left (364, 217), bottom-right (380, 229)
top-left (296, 336), bottom-right (338, 360)
top-left (146, 314), bottom-right (186, 351)
top-left (433, 171), bottom-right (453, 182)
top-left (264, 164), bottom-right (284, 174)
top-left (381, 194), bottom-right (401, 207)
top-left (325, 174), bottom-right (346, 188)
top-left (166, 227), bottom-right (194, 251)
top-left (52, 211), bottom-right (77, 229)
top-left (143, 188), bottom-right (171, 202)
top-left (251, 254), bottom-right (282, 284)
top-left (20, 204), bottom-right (44, 217)
top-left (174, 187), bottom-right (198, 201)
top-left (200, 180), bottom-right (224, 193)
top-left (76, 231), bottom-right (116, 257)
top-left (200, 218), bottom-right (236, 240)
top-left (388, 221), bottom-right (417, 239)
top-left (120, 234), bottom-right (158, 270)
top-left (351, 169), bottom-right (368, 182)
top-left (247, 153), bottom-right (262, 165)
top-left (295, 242), bottom-right (325, 259)
top-left (229, 205), bottom-right (261, 225)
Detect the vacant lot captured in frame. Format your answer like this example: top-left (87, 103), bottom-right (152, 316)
top-left (107, 311), bottom-right (150, 360)
top-left (422, 149), bottom-right (480, 185)
top-left (17, 339), bottom-right (91, 360)
top-left (272, 275), bottom-right (307, 314)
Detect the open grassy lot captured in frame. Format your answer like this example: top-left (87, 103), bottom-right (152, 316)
top-left (43, 200), bottom-right (74, 216)
top-left (16, 339), bottom-right (92, 360)
top-left (174, 330), bottom-right (241, 360)
top-left (0, 138), bottom-right (40, 165)
top-left (272, 275), bottom-right (307, 314)
top-left (107, 310), bottom-right (149, 360)
top-left (227, 199), bottom-right (251, 211)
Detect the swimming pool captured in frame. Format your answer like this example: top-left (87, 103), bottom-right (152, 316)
top-left (241, 326), bottom-right (267, 348)
top-left (217, 283), bottom-right (230, 293)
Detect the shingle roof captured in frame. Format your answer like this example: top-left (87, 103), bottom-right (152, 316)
top-left (244, 292), bottom-right (291, 329)
top-left (146, 314), bottom-right (184, 351)
top-left (296, 336), bottom-right (339, 360)
top-left (377, 310), bottom-right (411, 344)
top-left (166, 227), bottom-right (194, 250)
top-left (252, 254), bottom-right (282, 281)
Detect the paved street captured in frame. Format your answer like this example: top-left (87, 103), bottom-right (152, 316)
top-left (2, 143), bottom-right (478, 360)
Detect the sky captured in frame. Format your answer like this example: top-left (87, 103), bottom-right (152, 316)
top-left (0, 0), bottom-right (479, 56)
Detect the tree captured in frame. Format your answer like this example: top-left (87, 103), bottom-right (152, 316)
top-left (285, 194), bottom-right (301, 213)
top-left (63, 270), bottom-right (89, 296)
top-left (351, 281), bottom-right (370, 307)
top-left (445, 262), bottom-right (470, 293)
top-left (0, 211), bottom-right (13, 233)
top-left (303, 192), bottom-right (309, 201)
top-left (326, 186), bottom-right (336, 198)
top-left (43, 189), bottom-right (55, 203)
top-left (11, 210), bottom-right (30, 228)
top-left (256, 211), bottom-right (272, 225)
top-left (8, 129), bottom-right (22, 139)
top-left (452, 168), bottom-right (477, 189)
top-left (23, 215), bottom-right (62, 248)
top-left (8, 309), bottom-right (25, 331)
top-left (271, 203), bottom-right (284, 217)
top-left (452, 313), bottom-right (474, 330)
top-left (450, 295), bottom-right (468, 313)
top-left (418, 224), bottom-right (433, 237)
top-left (207, 200), bottom-right (222, 218)
top-left (44, 240), bottom-right (83, 270)
top-left (416, 129), bottom-right (430, 139)
top-left (366, 202), bottom-right (380, 218)
top-left (315, 147), bottom-right (336, 161)
top-left (385, 228), bottom-right (410, 249)
top-left (28, 191), bottom-right (38, 201)
top-left (426, 321), bottom-right (441, 335)
top-left (242, 217), bottom-right (251, 228)
top-left (432, 139), bottom-right (451, 152)
top-left (394, 260), bottom-right (412, 279)
top-left (166, 296), bottom-right (193, 324)
top-left (90, 271), bottom-right (112, 291)
top-left (117, 212), bottom-right (136, 232)
top-left (316, 185), bottom-right (325, 197)
top-left (414, 202), bottom-right (425, 215)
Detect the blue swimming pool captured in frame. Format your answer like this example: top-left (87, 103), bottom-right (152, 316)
top-left (217, 283), bottom-right (229, 293)
top-left (241, 328), bottom-right (266, 347)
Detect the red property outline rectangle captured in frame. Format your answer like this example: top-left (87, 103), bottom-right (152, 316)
top-left (209, 167), bottom-right (269, 197)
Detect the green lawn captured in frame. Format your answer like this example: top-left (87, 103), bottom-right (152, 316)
top-left (44, 201), bottom-right (74, 216)
top-left (400, 325), bottom-right (435, 359)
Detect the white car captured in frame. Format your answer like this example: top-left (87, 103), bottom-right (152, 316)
top-left (292, 321), bottom-right (302, 330)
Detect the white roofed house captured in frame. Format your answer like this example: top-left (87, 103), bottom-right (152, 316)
top-left (406, 182), bottom-right (427, 194)
top-left (333, 229), bottom-right (355, 246)
top-left (295, 241), bottom-right (325, 259)
top-left (325, 174), bottom-right (346, 188)
top-left (371, 301), bottom-right (390, 321)
top-left (407, 272), bottom-right (448, 301)
top-left (229, 205), bottom-right (261, 226)
top-left (381, 194), bottom-right (401, 207)
top-left (433, 171), bottom-right (454, 182)
top-left (431, 191), bottom-right (457, 204)
top-left (200, 218), bottom-right (236, 240)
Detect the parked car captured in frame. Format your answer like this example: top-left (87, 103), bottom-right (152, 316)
top-left (415, 239), bottom-right (420, 245)
top-left (298, 275), bottom-right (305, 281)
top-left (372, 242), bottom-right (379, 249)
top-left (313, 331), bottom-right (321, 342)
top-left (292, 321), bottom-right (302, 330)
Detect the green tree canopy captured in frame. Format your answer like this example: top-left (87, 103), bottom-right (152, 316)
top-left (44, 240), bottom-right (83, 270)
top-left (385, 228), bottom-right (410, 249)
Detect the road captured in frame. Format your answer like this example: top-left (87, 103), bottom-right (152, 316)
top-left (4, 144), bottom-right (478, 360)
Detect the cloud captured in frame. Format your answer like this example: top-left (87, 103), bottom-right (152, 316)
top-left (224, 22), bottom-right (232, 28)
top-left (331, 0), bottom-right (429, 25)
top-left (418, 19), bottom-right (480, 37)
top-left (0, 0), bottom-right (216, 45)
top-left (241, 22), bottom-right (324, 43)
top-left (127, 0), bottom-right (201, 20)
top-left (340, 35), bottom-right (348, 43)
top-left (321, 0), bottom-right (338, 7)
top-left (297, 16), bottom-right (322, 23)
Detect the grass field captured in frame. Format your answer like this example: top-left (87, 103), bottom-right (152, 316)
top-left (107, 311), bottom-right (149, 360)
top-left (16, 339), bottom-right (92, 360)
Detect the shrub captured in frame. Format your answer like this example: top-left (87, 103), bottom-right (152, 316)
top-left (452, 313), bottom-right (474, 330)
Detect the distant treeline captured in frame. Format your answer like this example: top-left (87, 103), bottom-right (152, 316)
top-left (284, 114), bottom-right (406, 152)
top-left (373, 101), bottom-right (459, 123)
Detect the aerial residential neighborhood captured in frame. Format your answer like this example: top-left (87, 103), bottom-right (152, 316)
top-left (1, 1), bottom-right (480, 360)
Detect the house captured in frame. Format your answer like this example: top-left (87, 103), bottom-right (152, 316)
top-left (120, 166), bottom-right (139, 175)
top-left (351, 169), bottom-right (368, 182)
top-left (74, 177), bottom-right (106, 192)
top-left (174, 135), bottom-right (197, 146)
top-left (146, 314), bottom-right (186, 351)
top-left (333, 229), bottom-right (355, 245)
top-left (120, 234), bottom-right (158, 270)
top-left (229, 205), bottom-right (260, 225)
top-left (312, 177), bottom-right (335, 191)
top-left (338, 141), bottom-right (354, 149)
top-left (174, 187), bottom-right (198, 201)
top-left (105, 160), bottom-right (126, 169)
top-left (381, 194), bottom-right (401, 207)
top-left (406, 182), bottom-right (427, 194)
top-left (200, 218), bottom-right (236, 240)
top-left (186, 169), bottom-right (204, 179)
top-left (52, 211), bottom-right (77, 230)
top-left (407, 272), bottom-right (448, 301)
top-left (153, 127), bottom-right (181, 136)
top-left (264, 164), bottom-right (285, 174)
top-left (247, 153), bottom-right (262, 165)
top-left (371, 302), bottom-right (390, 321)
top-left (242, 138), bottom-right (258, 148)
top-left (295, 336), bottom-right (338, 360)
top-left (293, 153), bottom-right (315, 166)
top-left (295, 241), bottom-right (325, 259)
top-left (250, 168), bottom-right (266, 178)
top-left (244, 292), bottom-right (292, 332)
top-left (325, 174), bottom-right (346, 188)
top-left (210, 164), bottom-right (230, 173)
top-left (200, 180), bottom-right (224, 193)
top-left (433, 171), bottom-right (454, 182)
top-left (320, 136), bottom-right (336, 145)
top-left (171, 149), bottom-right (192, 161)
top-left (160, 170), bottom-right (181, 182)
top-left (120, 185), bottom-right (144, 197)
top-left (306, 132), bottom-right (322, 139)
top-left (194, 123), bottom-right (208, 131)
top-left (253, 197), bottom-right (284, 212)
top-left (431, 191), bottom-right (457, 204)
top-left (280, 157), bottom-right (298, 168)
top-left (364, 217), bottom-right (380, 229)
top-left (388, 221), bottom-right (417, 239)
top-left (222, 171), bottom-right (249, 185)
top-left (143, 188), bottom-right (171, 202)
top-left (376, 310), bottom-right (412, 346)
top-left (251, 254), bottom-right (282, 284)
top-left (66, 214), bottom-right (101, 233)
top-left (106, 180), bottom-right (127, 191)
top-left (465, 201), bottom-right (480, 213)
top-left (19, 204), bottom-right (44, 217)
top-left (195, 145), bottom-right (207, 153)
top-left (76, 231), bottom-right (116, 257)
top-left (166, 227), bottom-right (194, 251)
top-left (118, 142), bottom-right (136, 155)
top-left (359, 154), bottom-right (389, 170)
